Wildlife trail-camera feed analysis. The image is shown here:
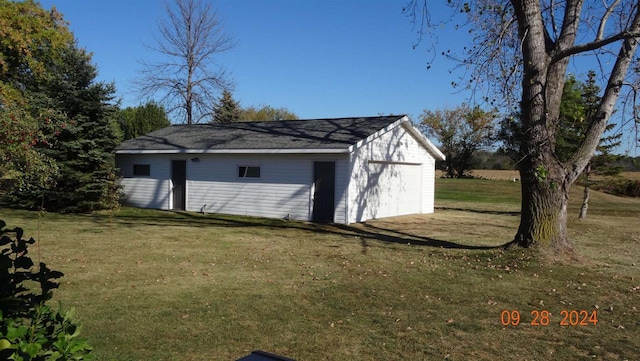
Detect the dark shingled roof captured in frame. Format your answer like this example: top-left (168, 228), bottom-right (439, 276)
top-left (116, 115), bottom-right (406, 152)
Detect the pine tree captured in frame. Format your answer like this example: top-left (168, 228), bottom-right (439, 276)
top-left (31, 45), bottom-right (121, 212)
top-left (556, 71), bottom-right (622, 218)
top-left (212, 89), bottom-right (241, 123)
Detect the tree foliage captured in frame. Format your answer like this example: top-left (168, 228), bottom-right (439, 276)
top-left (0, 104), bottom-right (62, 199)
top-left (240, 105), bottom-right (299, 121)
top-left (1, 0), bottom-right (120, 212)
top-left (420, 104), bottom-right (496, 178)
top-left (137, 0), bottom-right (235, 124)
top-left (212, 89), bottom-right (241, 123)
top-left (118, 101), bottom-right (171, 141)
top-left (557, 72), bottom-right (623, 218)
top-left (406, 0), bottom-right (640, 254)
top-left (500, 71), bottom-right (622, 169)
top-left (0, 0), bottom-right (72, 87)
top-left (556, 72), bottom-right (621, 165)
top-left (25, 45), bottom-right (120, 212)
top-left (0, 0), bottom-right (73, 197)
top-left (0, 220), bottom-right (93, 360)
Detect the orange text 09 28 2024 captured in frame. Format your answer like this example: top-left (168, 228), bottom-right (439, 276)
top-left (500, 309), bottom-right (598, 326)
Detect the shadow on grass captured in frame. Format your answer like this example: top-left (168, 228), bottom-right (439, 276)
top-left (348, 223), bottom-right (505, 250)
top-left (436, 206), bottom-right (521, 217)
top-left (87, 209), bottom-right (506, 251)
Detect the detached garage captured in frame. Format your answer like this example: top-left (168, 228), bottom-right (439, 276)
top-left (115, 115), bottom-right (445, 224)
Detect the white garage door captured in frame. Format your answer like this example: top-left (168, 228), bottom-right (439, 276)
top-left (366, 161), bottom-right (422, 219)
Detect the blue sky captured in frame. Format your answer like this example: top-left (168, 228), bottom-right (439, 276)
top-left (38, 0), bottom-right (471, 122)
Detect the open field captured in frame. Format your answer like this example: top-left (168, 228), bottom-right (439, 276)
top-left (1, 179), bottom-right (639, 360)
top-left (437, 169), bottom-right (640, 181)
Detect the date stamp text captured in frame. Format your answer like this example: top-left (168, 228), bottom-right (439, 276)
top-left (500, 309), bottom-right (598, 326)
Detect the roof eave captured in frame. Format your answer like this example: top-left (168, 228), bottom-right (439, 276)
top-left (401, 120), bottom-right (446, 161)
top-left (114, 148), bottom-right (350, 155)
top-left (346, 115), bottom-right (446, 161)
top-left (347, 115), bottom-right (407, 153)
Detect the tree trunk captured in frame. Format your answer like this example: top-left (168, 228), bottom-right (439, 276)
top-left (579, 163), bottom-right (591, 219)
top-left (512, 156), bottom-right (574, 254)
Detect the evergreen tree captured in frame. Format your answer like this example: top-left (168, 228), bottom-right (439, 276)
top-left (581, 72), bottom-right (623, 177)
top-left (212, 89), bottom-right (241, 123)
top-left (1, 0), bottom-right (120, 211)
top-left (25, 45), bottom-right (121, 212)
top-left (551, 71), bottom-right (622, 218)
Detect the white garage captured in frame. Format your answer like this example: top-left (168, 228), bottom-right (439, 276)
top-left (115, 115), bottom-right (445, 224)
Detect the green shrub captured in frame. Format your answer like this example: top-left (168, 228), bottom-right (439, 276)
top-left (0, 220), bottom-right (93, 360)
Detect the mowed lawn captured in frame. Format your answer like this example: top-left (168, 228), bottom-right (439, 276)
top-left (1, 177), bottom-right (639, 361)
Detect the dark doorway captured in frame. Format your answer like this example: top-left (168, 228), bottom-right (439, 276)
top-left (312, 161), bottom-right (335, 223)
top-left (171, 160), bottom-right (187, 211)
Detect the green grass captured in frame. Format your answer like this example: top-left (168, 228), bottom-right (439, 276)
top-left (1, 179), bottom-right (639, 360)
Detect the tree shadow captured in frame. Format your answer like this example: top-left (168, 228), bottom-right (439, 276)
top-left (436, 206), bottom-right (520, 217)
top-left (88, 209), bottom-right (507, 252)
top-left (337, 223), bottom-right (507, 251)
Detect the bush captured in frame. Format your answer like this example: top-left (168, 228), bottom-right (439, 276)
top-left (582, 178), bottom-right (640, 198)
top-left (613, 179), bottom-right (640, 197)
top-left (0, 220), bottom-right (93, 360)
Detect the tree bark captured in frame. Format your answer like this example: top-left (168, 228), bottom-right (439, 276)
top-left (579, 163), bottom-right (591, 219)
top-left (507, 0), bottom-right (640, 254)
top-left (512, 152), bottom-right (573, 253)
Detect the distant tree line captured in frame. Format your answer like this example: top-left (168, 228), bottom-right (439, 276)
top-left (423, 72), bottom-right (634, 180)
top-left (212, 89), bottom-right (298, 123)
top-left (465, 151), bottom-right (639, 172)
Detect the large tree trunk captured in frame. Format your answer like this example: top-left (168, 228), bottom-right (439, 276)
top-left (512, 151), bottom-right (573, 253)
top-left (509, 0), bottom-right (575, 253)
top-left (507, 0), bottom-right (639, 254)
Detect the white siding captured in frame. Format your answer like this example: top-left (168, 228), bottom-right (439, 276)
top-left (117, 153), bottom-right (350, 222)
top-left (116, 154), bottom-right (171, 209)
top-left (347, 122), bottom-right (437, 223)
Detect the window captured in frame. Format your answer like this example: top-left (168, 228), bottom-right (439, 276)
top-left (238, 166), bottom-right (260, 178)
top-left (133, 164), bottom-right (150, 176)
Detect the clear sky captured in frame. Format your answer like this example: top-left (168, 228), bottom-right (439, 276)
top-left (38, 0), bottom-right (472, 122)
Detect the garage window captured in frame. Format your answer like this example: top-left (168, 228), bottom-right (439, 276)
top-left (238, 166), bottom-right (260, 178)
top-left (133, 164), bottom-right (151, 176)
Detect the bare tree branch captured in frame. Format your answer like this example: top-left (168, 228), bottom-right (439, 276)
top-left (136, 0), bottom-right (235, 124)
top-left (405, 0), bottom-right (640, 253)
top-left (597, 0), bottom-right (623, 40)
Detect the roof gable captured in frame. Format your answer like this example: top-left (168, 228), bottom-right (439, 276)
top-left (116, 116), bottom-right (407, 154)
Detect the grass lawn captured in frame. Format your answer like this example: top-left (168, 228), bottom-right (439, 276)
top-left (1, 178), bottom-right (638, 361)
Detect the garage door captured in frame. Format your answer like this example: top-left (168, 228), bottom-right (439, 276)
top-left (366, 161), bottom-right (422, 219)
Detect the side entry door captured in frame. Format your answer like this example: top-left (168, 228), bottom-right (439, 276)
top-left (171, 160), bottom-right (186, 211)
top-left (312, 161), bottom-right (335, 223)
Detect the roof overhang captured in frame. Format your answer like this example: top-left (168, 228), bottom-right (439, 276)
top-left (115, 148), bottom-right (350, 155)
top-left (347, 115), bottom-right (446, 161)
top-left (401, 119), bottom-right (446, 161)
